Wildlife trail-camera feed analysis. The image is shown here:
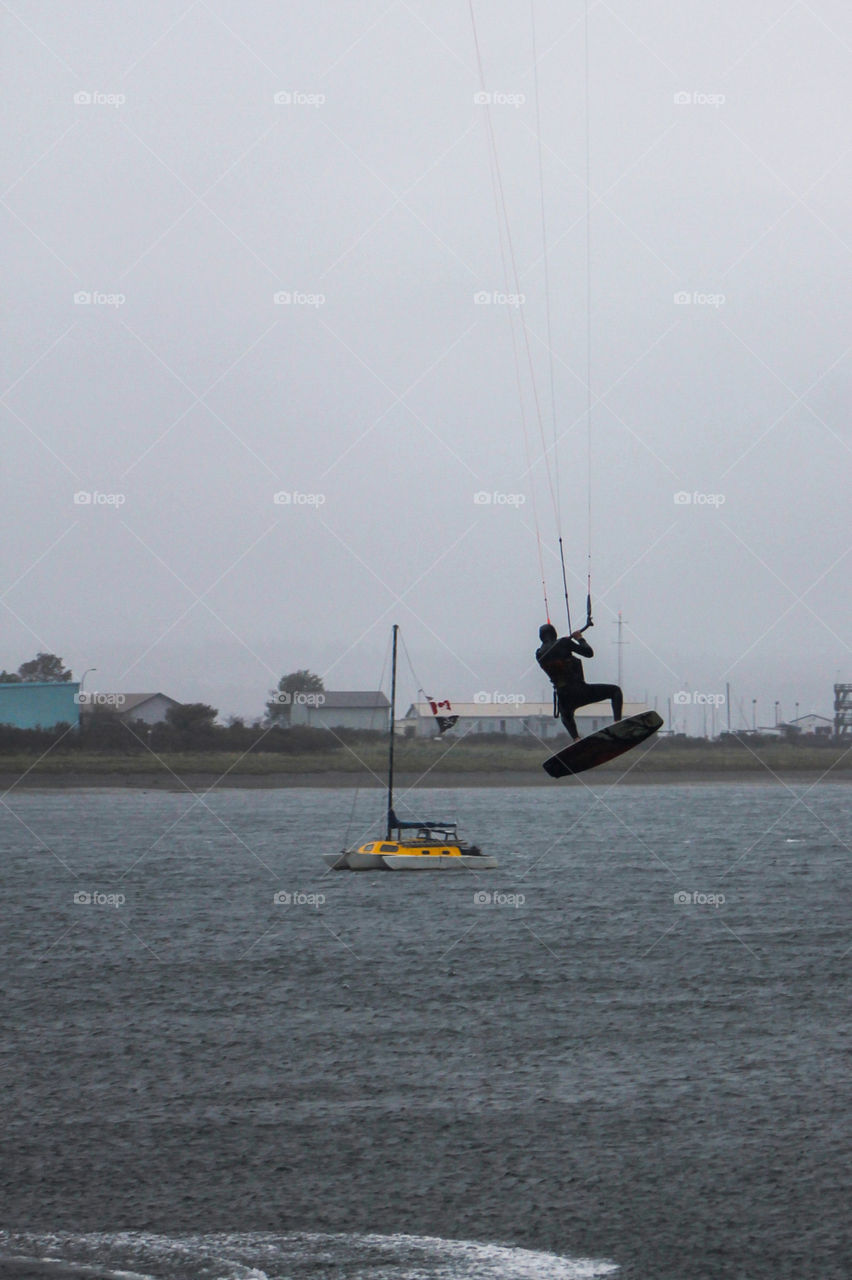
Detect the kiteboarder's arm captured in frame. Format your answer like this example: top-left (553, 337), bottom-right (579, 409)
top-left (569, 632), bottom-right (594, 658)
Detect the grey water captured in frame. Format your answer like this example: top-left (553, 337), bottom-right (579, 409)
top-left (2, 784), bottom-right (850, 1280)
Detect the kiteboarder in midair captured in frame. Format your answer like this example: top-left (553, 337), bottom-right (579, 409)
top-left (536, 623), bottom-right (623, 741)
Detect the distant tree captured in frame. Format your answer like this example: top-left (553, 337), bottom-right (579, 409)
top-left (165, 703), bottom-right (218, 732)
top-left (0, 670), bottom-right (22, 683)
top-left (17, 653), bottom-right (73, 682)
top-left (266, 669), bottom-right (325, 724)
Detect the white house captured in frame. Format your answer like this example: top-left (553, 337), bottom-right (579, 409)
top-left (79, 692), bottom-right (181, 725)
top-left (400, 700), bottom-right (651, 740)
top-left (289, 690), bottom-right (390, 732)
top-left (785, 714), bottom-right (834, 738)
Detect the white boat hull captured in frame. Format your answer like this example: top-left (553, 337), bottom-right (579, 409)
top-left (381, 854), bottom-right (498, 870)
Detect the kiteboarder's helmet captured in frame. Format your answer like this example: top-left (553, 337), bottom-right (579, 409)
top-left (539, 623), bottom-right (557, 642)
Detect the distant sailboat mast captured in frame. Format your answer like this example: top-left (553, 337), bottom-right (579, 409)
top-left (386, 623), bottom-right (398, 839)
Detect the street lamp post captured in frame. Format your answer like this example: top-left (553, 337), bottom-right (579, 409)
top-left (77, 667), bottom-right (97, 735)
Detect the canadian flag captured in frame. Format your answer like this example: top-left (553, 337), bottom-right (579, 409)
top-left (427, 696), bottom-right (458, 734)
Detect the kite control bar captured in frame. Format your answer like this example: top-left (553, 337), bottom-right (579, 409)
top-left (574, 591), bottom-right (594, 635)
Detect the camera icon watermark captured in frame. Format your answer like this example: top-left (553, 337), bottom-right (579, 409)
top-left (673, 491), bottom-right (725, 507)
top-left (273, 890), bottom-right (326, 906)
top-left (673, 890), bottom-right (725, 907)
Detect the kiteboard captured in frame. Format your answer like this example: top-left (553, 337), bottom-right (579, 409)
top-left (542, 710), bottom-right (663, 779)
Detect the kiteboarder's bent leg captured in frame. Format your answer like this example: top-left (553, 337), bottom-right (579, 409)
top-left (555, 695), bottom-right (580, 741)
top-left (580, 683), bottom-right (623, 723)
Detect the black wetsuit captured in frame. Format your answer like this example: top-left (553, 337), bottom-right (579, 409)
top-left (535, 635), bottom-right (623, 740)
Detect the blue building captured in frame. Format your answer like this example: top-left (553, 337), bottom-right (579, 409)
top-left (0, 682), bottom-right (80, 729)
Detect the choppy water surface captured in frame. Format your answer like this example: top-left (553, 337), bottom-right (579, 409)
top-left (2, 785), bottom-right (850, 1279)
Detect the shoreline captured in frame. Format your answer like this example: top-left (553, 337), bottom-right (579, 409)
top-left (0, 767), bottom-right (847, 790)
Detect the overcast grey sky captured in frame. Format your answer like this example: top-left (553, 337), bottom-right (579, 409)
top-left (2, 0), bottom-right (850, 729)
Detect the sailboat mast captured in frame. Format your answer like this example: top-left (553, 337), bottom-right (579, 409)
top-left (387, 624), bottom-right (398, 839)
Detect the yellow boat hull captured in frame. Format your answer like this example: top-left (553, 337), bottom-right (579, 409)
top-left (325, 839), bottom-right (497, 871)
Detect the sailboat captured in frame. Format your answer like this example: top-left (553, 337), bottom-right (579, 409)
top-left (324, 626), bottom-right (497, 870)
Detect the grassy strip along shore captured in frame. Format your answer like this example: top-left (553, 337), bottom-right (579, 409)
top-left (0, 736), bottom-right (848, 786)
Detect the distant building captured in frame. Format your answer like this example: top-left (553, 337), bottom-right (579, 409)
top-left (289, 690), bottom-right (390, 732)
top-left (785, 714), bottom-right (834, 738)
top-left (79, 692), bottom-right (180, 725)
top-left (400, 700), bottom-right (650, 740)
top-left (0, 681), bottom-right (80, 730)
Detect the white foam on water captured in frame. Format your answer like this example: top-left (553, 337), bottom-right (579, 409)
top-left (341, 1231), bottom-right (618, 1278)
top-left (0, 1260), bottom-right (157, 1280)
top-left (0, 1244), bottom-right (157, 1280)
top-left (0, 1232), bottom-right (617, 1280)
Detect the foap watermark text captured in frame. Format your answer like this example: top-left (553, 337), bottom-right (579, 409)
top-left (274, 491), bottom-right (326, 506)
top-left (673, 691), bottom-right (725, 707)
top-left (74, 291), bottom-right (126, 307)
top-left (273, 91), bottom-right (326, 107)
top-left (673, 890), bottom-right (725, 908)
top-left (75, 692), bottom-right (127, 708)
top-left (473, 691), bottom-right (525, 705)
top-left (474, 290), bottom-right (525, 307)
top-left (270, 691), bottom-right (326, 707)
top-left (674, 491), bottom-right (725, 507)
top-left (74, 91), bottom-right (125, 108)
top-left (473, 890), bottom-right (526, 907)
top-left (474, 490), bottom-right (525, 507)
top-left (74, 491), bottom-right (125, 507)
top-left (673, 91), bottom-right (725, 107)
top-left (674, 291), bottom-right (725, 307)
top-left (74, 890), bottom-right (126, 907)
top-left (473, 91), bottom-right (526, 108)
top-left (274, 291), bottom-right (325, 307)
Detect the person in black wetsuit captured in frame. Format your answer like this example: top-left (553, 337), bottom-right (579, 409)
top-left (535, 622), bottom-right (623, 741)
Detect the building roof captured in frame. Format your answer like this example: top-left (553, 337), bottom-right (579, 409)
top-left (403, 700), bottom-right (649, 719)
top-left (313, 691), bottom-right (390, 709)
top-left (0, 680), bottom-right (79, 689)
top-left (119, 693), bottom-right (180, 712)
